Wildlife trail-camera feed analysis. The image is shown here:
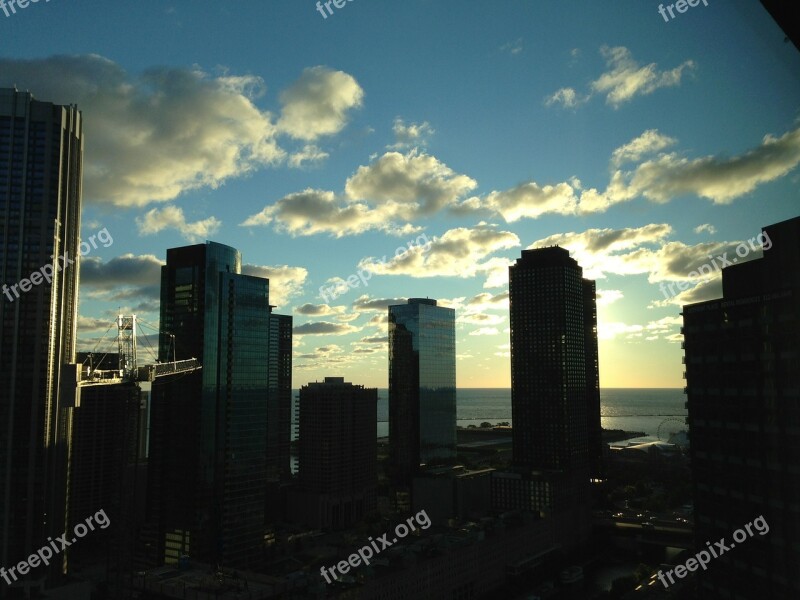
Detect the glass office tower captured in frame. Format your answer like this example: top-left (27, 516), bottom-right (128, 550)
top-left (147, 242), bottom-right (291, 569)
top-left (389, 299), bottom-right (456, 481)
top-left (0, 88), bottom-right (83, 590)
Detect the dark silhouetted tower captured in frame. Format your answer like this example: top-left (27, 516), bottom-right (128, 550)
top-left (0, 88), bottom-right (83, 592)
top-left (683, 216), bottom-right (800, 599)
top-left (493, 247), bottom-right (600, 527)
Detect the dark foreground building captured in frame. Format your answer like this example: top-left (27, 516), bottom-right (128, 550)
top-left (290, 377), bottom-right (377, 529)
top-left (145, 242), bottom-right (291, 570)
top-left (0, 88), bottom-right (83, 595)
top-left (492, 247), bottom-right (600, 546)
top-left (683, 216), bottom-right (800, 599)
top-left (388, 298), bottom-right (456, 482)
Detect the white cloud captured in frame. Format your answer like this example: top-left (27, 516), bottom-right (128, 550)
top-left (288, 144), bottom-right (330, 168)
top-left (611, 129), bottom-right (677, 167)
top-left (469, 327), bottom-right (500, 336)
top-left (136, 205), bottom-right (221, 242)
top-left (544, 87), bottom-right (587, 108)
top-left (241, 263), bottom-right (308, 308)
top-left (598, 321), bottom-right (644, 341)
top-left (458, 312), bottom-right (505, 326)
top-left (616, 127), bottom-right (800, 204)
top-left (596, 289), bottom-right (624, 306)
top-left (470, 125), bottom-right (800, 220)
top-left (240, 189), bottom-right (417, 237)
top-left (388, 118), bottom-right (435, 150)
top-left (0, 55), bottom-right (287, 207)
top-left (694, 223), bottom-right (717, 235)
top-left (345, 150), bottom-right (477, 215)
top-left (277, 66), bottom-right (364, 140)
top-left (293, 321), bottom-right (361, 335)
top-left (358, 224), bottom-right (519, 279)
top-left (545, 46), bottom-right (694, 110)
top-left (294, 303), bottom-right (346, 317)
top-left (592, 46), bottom-right (695, 108)
top-left (480, 181), bottom-right (578, 222)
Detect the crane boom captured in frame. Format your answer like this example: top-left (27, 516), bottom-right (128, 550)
top-left (62, 315), bottom-right (201, 402)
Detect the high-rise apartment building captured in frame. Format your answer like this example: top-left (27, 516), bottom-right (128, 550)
top-left (493, 247), bottom-right (600, 523)
top-left (291, 377), bottom-right (377, 529)
top-left (146, 242), bottom-right (292, 569)
top-left (388, 299), bottom-right (456, 482)
top-left (683, 216), bottom-right (800, 599)
top-left (0, 88), bottom-right (83, 591)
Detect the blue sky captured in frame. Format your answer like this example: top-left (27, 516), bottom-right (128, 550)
top-left (2, 0), bottom-right (799, 387)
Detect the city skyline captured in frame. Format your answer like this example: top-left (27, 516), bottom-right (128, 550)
top-left (2, 2), bottom-right (798, 389)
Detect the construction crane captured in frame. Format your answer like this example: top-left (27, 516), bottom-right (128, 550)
top-left (61, 315), bottom-right (201, 405)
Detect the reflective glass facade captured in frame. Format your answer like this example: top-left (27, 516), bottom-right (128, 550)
top-left (389, 299), bottom-right (456, 480)
top-left (148, 242), bottom-right (291, 569)
top-left (0, 89), bottom-right (82, 580)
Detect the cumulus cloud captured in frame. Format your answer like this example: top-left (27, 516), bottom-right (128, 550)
top-left (480, 181), bottom-right (579, 222)
top-left (0, 55), bottom-right (287, 207)
top-left (243, 149), bottom-right (476, 237)
top-left (360, 335), bottom-right (389, 344)
top-left (599, 316), bottom-right (683, 342)
top-left (466, 291), bottom-right (509, 310)
top-left (598, 321), bottom-right (644, 341)
top-left (0, 57), bottom-right (368, 208)
top-left (596, 289), bottom-right (624, 306)
top-left (545, 46), bottom-right (694, 109)
top-left (528, 224), bottom-right (768, 305)
top-left (352, 295), bottom-right (407, 312)
top-left (137, 205), bottom-right (221, 242)
top-left (241, 263), bottom-right (308, 308)
top-left (527, 223), bottom-right (674, 280)
top-left (295, 303), bottom-right (346, 316)
top-left (77, 315), bottom-right (113, 335)
top-left (277, 66), bottom-right (364, 140)
top-left (288, 144), bottom-right (330, 168)
top-left (458, 312), bottom-right (505, 326)
top-left (80, 253), bottom-right (164, 288)
top-left (469, 327), bottom-right (500, 336)
top-left (293, 321), bottom-right (361, 335)
top-left (611, 129), bottom-right (677, 167)
top-left (615, 127), bottom-right (800, 204)
top-left (592, 46), bottom-right (695, 108)
top-left (694, 223), bottom-right (717, 235)
top-left (345, 150), bottom-right (477, 215)
top-left (240, 189), bottom-right (416, 237)
top-left (466, 125), bottom-right (800, 221)
top-left (388, 118), bottom-right (435, 150)
top-left (544, 87), bottom-right (586, 108)
top-left (358, 224), bottom-right (519, 280)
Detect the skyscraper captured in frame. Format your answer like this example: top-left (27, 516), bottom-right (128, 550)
top-left (388, 298), bottom-right (456, 482)
top-left (683, 216), bottom-right (800, 599)
top-left (494, 247), bottom-right (600, 520)
top-left (291, 377), bottom-right (377, 529)
top-left (0, 88), bottom-right (83, 590)
top-left (146, 242), bottom-right (292, 569)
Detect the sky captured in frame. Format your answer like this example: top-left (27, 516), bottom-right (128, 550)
top-left (2, 0), bottom-right (798, 388)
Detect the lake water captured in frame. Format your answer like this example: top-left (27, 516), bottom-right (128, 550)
top-left (292, 388), bottom-right (687, 441)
